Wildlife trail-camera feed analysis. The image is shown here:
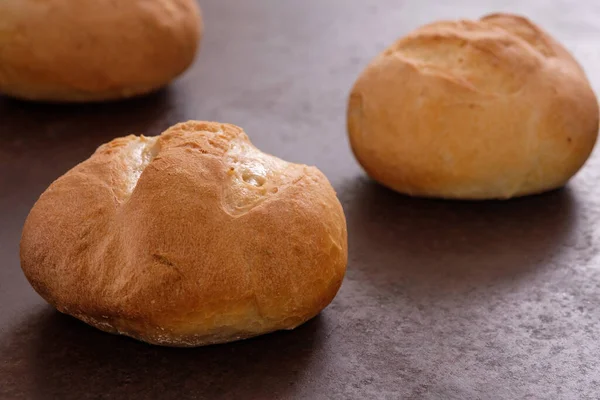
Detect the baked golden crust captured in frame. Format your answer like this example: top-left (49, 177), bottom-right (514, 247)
top-left (0, 0), bottom-right (202, 102)
top-left (20, 121), bottom-right (348, 346)
top-left (348, 13), bottom-right (599, 199)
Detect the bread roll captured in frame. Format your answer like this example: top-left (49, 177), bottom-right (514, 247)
top-left (20, 121), bottom-right (348, 346)
top-left (0, 0), bottom-right (202, 102)
top-left (348, 13), bottom-right (599, 199)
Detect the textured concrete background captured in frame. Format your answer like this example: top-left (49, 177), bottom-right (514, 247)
top-left (1, 1), bottom-right (600, 399)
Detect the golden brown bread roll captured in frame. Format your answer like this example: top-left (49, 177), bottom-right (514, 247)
top-left (20, 121), bottom-right (348, 346)
top-left (348, 13), bottom-right (599, 199)
top-left (0, 0), bottom-right (202, 102)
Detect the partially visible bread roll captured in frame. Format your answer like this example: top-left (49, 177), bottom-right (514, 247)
top-left (20, 121), bottom-right (348, 346)
top-left (0, 0), bottom-right (202, 102)
top-left (348, 13), bottom-right (599, 199)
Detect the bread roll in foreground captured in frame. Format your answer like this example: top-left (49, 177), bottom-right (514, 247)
top-left (0, 0), bottom-right (202, 102)
top-left (20, 121), bottom-right (347, 346)
top-left (348, 13), bottom-right (599, 199)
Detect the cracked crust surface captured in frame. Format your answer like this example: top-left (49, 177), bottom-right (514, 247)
top-left (348, 13), bottom-right (599, 199)
top-left (0, 0), bottom-right (202, 102)
top-left (20, 121), bottom-right (348, 346)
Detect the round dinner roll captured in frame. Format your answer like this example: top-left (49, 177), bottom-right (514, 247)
top-left (20, 121), bottom-right (347, 346)
top-left (0, 0), bottom-right (202, 102)
top-left (348, 13), bottom-right (599, 199)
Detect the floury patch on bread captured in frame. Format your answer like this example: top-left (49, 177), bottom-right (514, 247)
top-left (20, 121), bottom-right (348, 346)
top-left (348, 13), bottom-right (599, 199)
top-left (0, 0), bottom-right (202, 102)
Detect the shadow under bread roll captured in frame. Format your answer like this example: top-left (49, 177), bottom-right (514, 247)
top-left (20, 121), bottom-right (348, 346)
top-left (348, 13), bottom-right (599, 199)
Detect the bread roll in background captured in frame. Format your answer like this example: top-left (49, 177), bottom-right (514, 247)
top-left (348, 13), bottom-right (599, 199)
top-left (0, 0), bottom-right (202, 102)
top-left (20, 121), bottom-right (348, 346)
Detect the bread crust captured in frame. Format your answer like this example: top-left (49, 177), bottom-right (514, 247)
top-left (0, 0), bottom-right (202, 102)
top-left (20, 121), bottom-right (348, 346)
top-left (348, 13), bottom-right (599, 199)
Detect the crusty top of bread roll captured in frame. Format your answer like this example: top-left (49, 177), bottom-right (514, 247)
top-left (0, 0), bottom-right (202, 102)
top-left (20, 121), bottom-right (348, 346)
top-left (348, 13), bottom-right (599, 199)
